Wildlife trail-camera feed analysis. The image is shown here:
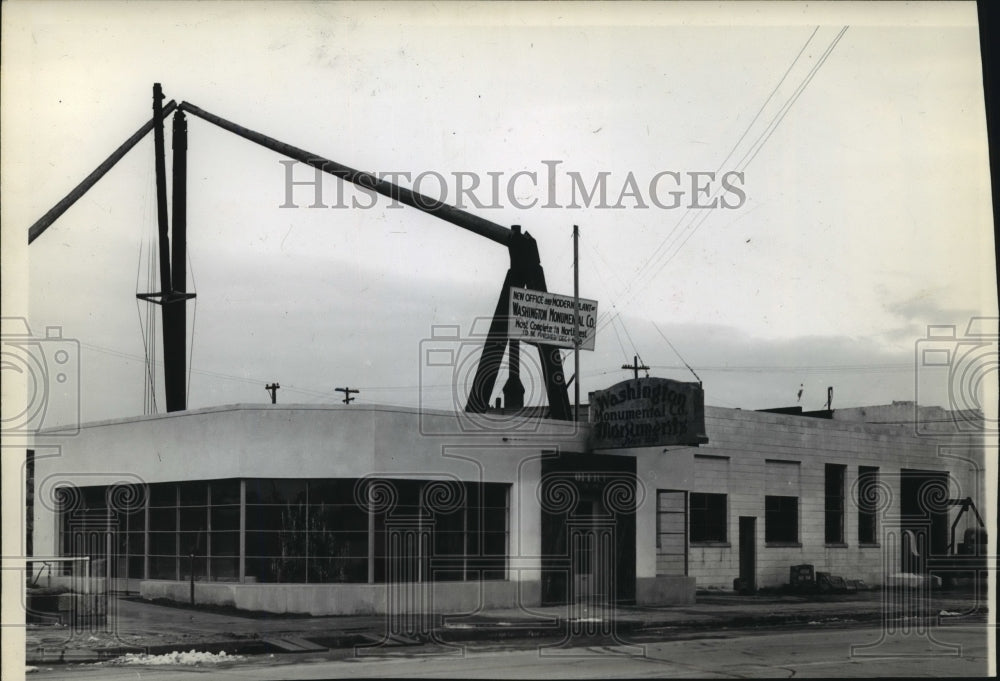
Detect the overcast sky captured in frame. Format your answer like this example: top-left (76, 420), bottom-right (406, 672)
top-left (2, 1), bottom-right (996, 428)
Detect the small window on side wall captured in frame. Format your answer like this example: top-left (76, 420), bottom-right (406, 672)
top-left (825, 464), bottom-right (846, 544)
top-left (689, 492), bottom-right (727, 543)
top-left (765, 495), bottom-right (798, 544)
top-left (857, 466), bottom-right (879, 545)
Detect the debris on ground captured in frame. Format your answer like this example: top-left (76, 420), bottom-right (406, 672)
top-left (103, 649), bottom-right (245, 666)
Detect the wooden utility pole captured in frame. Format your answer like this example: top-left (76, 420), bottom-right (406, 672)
top-left (265, 382), bottom-right (280, 404)
top-left (622, 356), bottom-right (650, 381)
top-left (336, 387), bottom-right (359, 404)
top-left (573, 225), bottom-right (580, 420)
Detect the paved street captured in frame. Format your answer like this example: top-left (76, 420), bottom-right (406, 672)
top-left (26, 622), bottom-right (990, 679)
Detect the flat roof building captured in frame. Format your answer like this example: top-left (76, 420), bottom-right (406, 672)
top-left (30, 398), bottom-right (987, 616)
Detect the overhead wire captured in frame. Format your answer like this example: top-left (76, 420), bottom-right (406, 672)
top-left (592, 26), bottom-right (848, 339)
top-left (635, 26), bottom-right (850, 290)
top-left (625, 26), bottom-right (822, 294)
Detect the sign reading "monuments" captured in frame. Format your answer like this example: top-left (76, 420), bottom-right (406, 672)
top-left (589, 377), bottom-right (708, 449)
top-left (508, 287), bottom-right (598, 350)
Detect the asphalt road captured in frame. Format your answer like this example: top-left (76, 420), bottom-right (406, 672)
top-left (25, 622), bottom-right (990, 679)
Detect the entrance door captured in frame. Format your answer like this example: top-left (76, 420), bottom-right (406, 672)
top-left (738, 516), bottom-right (756, 593)
top-left (900, 469), bottom-right (950, 574)
top-left (570, 499), bottom-right (615, 602)
top-left (540, 452), bottom-right (636, 605)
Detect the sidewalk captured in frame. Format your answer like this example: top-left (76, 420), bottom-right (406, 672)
top-left (24, 589), bottom-right (989, 664)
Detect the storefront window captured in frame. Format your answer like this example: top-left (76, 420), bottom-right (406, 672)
top-left (59, 477), bottom-right (511, 585)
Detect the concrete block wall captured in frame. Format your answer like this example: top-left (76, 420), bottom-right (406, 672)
top-left (629, 407), bottom-right (984, 590)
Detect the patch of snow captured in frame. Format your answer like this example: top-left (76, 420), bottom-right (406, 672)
top-left (105, 649), bottom-right (246, 666)
top-left (26, 666), bottom-right (38, 673)
top-left (572, 617), bottom-right (603, 623)
top-left (939, 610), bottom-right (962, 616)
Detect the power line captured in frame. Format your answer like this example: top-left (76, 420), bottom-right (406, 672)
top-left (633, 26), bottom-right (851, 293)
top-left (641, 26), bottom-right (850, 295)
top-left (594, 26), bottom-right (849, 331)
top-left (78, 338), bottom-right (911, 398)
top-left (628, 26), bottom-right (822, 291)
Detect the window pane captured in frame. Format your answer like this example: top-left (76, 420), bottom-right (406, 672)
top-left (765, 495), bottom-right (798, 543)
top-left (392, 480), bottom-right (422, 508)
top-left (824, 465), bottom-right (845, 543)
top-left (149, 508), bottom-right (176, 532)
top-left (179, 556), bottom-right (207, 580)
top-left (689, 492), bottom-right (726, 543)
top-left (308, 479), bottom-right (359, 505)
top-left (179, 507), bottom-right (208, 532)
top-left (149, 483), bottom-right (176, 507)
top-left (434, 530), bottom-right (466, 556)
top-left (247, 557), bottom-right (305, 583)
top-left (246, 479), bottom-right (307, 505)
top-left (309, 557), bottom-right (367, 583)
top-left (483, 507), bottom-right (507, 533)
top-left (178, 481), bottom-right (207, 506)
top-left (308, 531), bottom-right (367, 558)
top-left (244, 532), bottom-right (283, 557)
top-left (127, 556), bottom-right (145, 578)
top-left (858, 466), bottom-right (879, 544)
top-left (123, 508), bottom-right (145, 529)
top-left (483, 532), bottom-right (507, 556)
top-left (432, 569), bottom-right (465, 582)
top-left (81, 486), bottom-right (107, 510)
top-left (180, 531), bottom-right (207, 554)
top-left (312, 504), bottom-right (368, 532)
top-left (211, 557), bottom-right (239, 582)
top-left (150, 556), bottom-right (176, 579)
top-left (245, 506), bottom-right (284, 531)
top-left (149, 532), bottom-right (176, 555)
top-left (126, 531), bottom-right (145, 555)
top-left (210, 480), bottom-right (240, 505)
top-left (211, 506), bottom-right (240, 531)
top-left (483, 484), bottom-right (508, 508)
top-left (210, 531), bottom-right (240, 557)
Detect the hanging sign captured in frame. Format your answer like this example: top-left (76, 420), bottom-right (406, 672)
top-left (589, 377), bottom-right (708, 449)
top-left (507, 287), bottom-right (598, 350)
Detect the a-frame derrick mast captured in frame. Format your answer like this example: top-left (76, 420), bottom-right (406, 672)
top-left (27, 86), bottom-right (572, 419)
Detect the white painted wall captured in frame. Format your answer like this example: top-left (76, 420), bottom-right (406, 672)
top-left (625, 407), bottom-right (985, 589)
top-left (32, 404), bottom-right (589, 589)
top-left (34, 402), bottom-right (985, 596)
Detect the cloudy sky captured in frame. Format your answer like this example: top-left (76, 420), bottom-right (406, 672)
top-left (2, 1), bottom-right (995, 428)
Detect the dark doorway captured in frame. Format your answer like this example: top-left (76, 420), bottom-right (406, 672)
top-left (738, 516), bottom-right (756, 593)
top-left (899, 469), bottom-right (950, 574)
top-left (540, 452), bottom-right (636, 605)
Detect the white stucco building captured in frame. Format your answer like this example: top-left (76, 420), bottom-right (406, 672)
top-left (29, 396), bottom-right (988, 616)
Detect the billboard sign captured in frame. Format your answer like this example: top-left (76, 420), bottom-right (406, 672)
top-left (507, 287), bottom-right (598, 350)
top-left (589, 377), bottom-right (708, 449)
